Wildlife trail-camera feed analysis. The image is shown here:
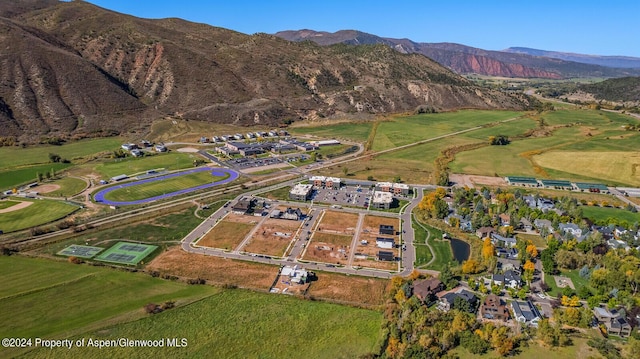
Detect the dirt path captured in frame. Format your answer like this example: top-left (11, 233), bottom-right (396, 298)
top-left (0, 201), bottom-right (34, 213)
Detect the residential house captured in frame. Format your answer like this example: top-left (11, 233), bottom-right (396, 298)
top-left (379, 225), bottom-right (395, 236)
top-left (496, 258), bottom-right (520, 272)
top-left (375, 237), bottom-right (395, 249)
top-left (593, 307), bottom-right (633, 337)
top-left (476, 226), bottom-right (495, 239)
top-left (437, 289), bottom-right (478, 313)
top-left (511, 300), bottom-right (542, 327)
top-left (413, 278), bottom-right (444, 304)
top-left (534, 219), bottom-right (553, 233)
top-left (592, 225), bottom-right (614, 240)
top-left (121, 143), bottom-right (138, 151)
top-left (614, 226), bottom-right (628, 239)
top-left (130, 149), bottom-right (143, 157)
top-left (154, 143), bottom-right (167, 152)
top-left (519, 218), bottom-right (533, 231)
top-left (536, 198), bottom-right (555, 212)
top-left (492, 270), bottom-right (521, 289)
top-left (480, 294), bottom-right (510, 321)
top-left (607, 239), bottom-right (630, 251)
top-left (377, 251), bottom-right (395, 262)
top-left (445, 214), bottom-right (472, 231)
top-left (559, 223), bottom-right (583, 239)
top-left (281, 208), bottom-right (303, 221)
top-left (499, 213), bottom-right (511, 226)
top-left (491, 233), bottom-right (517, 248)
top-left (232, 197), bottom-right (255, 214)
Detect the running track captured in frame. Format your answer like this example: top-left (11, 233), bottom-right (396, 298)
top-left (93, 167), bottom-right (239, 206)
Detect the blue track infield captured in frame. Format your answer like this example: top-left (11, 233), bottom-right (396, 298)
top-left (93, 167), bottom-right (239, 206)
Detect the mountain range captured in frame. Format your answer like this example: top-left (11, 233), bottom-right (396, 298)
top-left (275, 30), bottom-right (640, 79)
top-left (0, 1), bottom-right (531, 142)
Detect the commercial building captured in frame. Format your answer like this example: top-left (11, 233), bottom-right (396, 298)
top-left (371, 191), bottom-right (394, 210)
top-left (289, 184), bottom-right (313, 201)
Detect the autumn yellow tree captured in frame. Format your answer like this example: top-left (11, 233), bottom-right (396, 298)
top-left (462, 259), bottom-right (483, 274)
top-left (523, 260), bottom-right (535, 284)
top-left (526, 244), bottom-right (538, 259)
top-left (482, 238), bottom-right (495, 260)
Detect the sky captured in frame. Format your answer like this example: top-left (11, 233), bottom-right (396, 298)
top-left (86, 0), bottom-right (640, 57)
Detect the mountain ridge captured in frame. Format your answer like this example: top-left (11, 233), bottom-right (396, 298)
top-left (275, 29), bottom-right (640, 79)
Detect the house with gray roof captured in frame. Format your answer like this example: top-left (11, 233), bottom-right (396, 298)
top-left (511, 300), bottom-right (542, 326)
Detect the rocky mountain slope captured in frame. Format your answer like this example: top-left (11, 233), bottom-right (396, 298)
top-left (0, 1), bottom-right (531, 142)
top-left (504, 47), bottom-right (640, 69)
top-left (276, 30), bottom-right (640, 79)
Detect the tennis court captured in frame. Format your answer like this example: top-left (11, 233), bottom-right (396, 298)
top-left (57, 245), bottom-right (103, 259)
top-left (94, 242), bottom-right (158, 265)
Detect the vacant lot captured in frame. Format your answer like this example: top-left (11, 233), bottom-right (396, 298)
top-left (0, 198), bottom-right (79, 233)
top-left (147, 247), bottom-right (281, 290)
top-left (362, 215), bottom-right (399, 234)
top-left (304, 232), bottom-right (353, 265)
top-left (316, 210), bottom-right (359, 235)
top-left (308, 271), bottom-right (388, 306)
top-left (243, 218), bottom-right (302, 256)
top-left (197, 220), bottom-right (255, 251)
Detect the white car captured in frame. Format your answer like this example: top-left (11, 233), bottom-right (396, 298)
top-left (537, 293), bottom-right (546, 299)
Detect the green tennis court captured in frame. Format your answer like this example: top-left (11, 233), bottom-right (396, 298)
top-left (57, 245), bottom-right (103, 259)
top-left (94, 242), bottom-right (158, 265)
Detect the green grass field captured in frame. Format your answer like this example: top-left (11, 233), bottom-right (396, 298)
top-left (0, 163), bottom-right (72, 190)
top-left (289, 121), bottom-right (374, 142)
top-left (46, 177), bottom-right (88, 197)
top-left (102, 171), bottom-right (229, 202)
top-left (371, 110), bottom-right (523, 151)
top-left (0, 137), bottom-right (122, 170)
top-left (95, 153), bottom-right (196, 178)
top-left (414, 222), bottom-right (454, 271)
top-left (581, 206), bottom-right (640, 224)
top-left (0, 198), bottom-right (79, 233)
top-left (0, 200), bottom-right (20, 210)
top-left (1, 256), bottom-right (383, 359)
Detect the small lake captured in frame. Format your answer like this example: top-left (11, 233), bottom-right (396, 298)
top-left (449, 238), bottom-right (470, 263)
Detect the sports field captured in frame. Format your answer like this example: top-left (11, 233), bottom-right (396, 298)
top-left (57, 245), bottom-right (103, 259)
top-left (94, 242), bottom-right (158, 265)
top-left (95, 152), bottom-right (196, 178)
top-left (0, 198), bottom-right (79, 233)
top-left (0, 163), bottom-right (72, 190)
top-left (44, 177), bottom-right (87, 197)
top-left (94, 167), bottom-right (239, 205)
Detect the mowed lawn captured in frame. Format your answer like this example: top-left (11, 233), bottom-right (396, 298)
top-left (0, 162), bottom-right (72, 190)
top-left (0, 256), bottom-right (218, 358)
top-left (95, 152), bottom-right (196, 178)
top-left (582, 205), bottom-right (640, 224)
top-left (102, 171), bottom-right (229, 202)
top-left (0, 198), bottom-right (78, 233)
top-left (24, 289), bottom-right (384, 359)
top-left (0, 137), bottom-right (121, 170)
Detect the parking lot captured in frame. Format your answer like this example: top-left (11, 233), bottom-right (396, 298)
top-left (226, 157), bottom-right (283, 169)
top-left (311, 185), bottom-right (373, 208)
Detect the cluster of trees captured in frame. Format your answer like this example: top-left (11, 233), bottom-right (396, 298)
top-left (418, 188), bottom-right (449, 220)
top-left (383, 273), bottom-right (521, 358)
top-left (488, 135), bottom-right (510, 145)
top-left (48, 153), bottom-right (69, 163)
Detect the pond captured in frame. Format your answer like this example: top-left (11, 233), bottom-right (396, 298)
top-left (449, 238), bottom-right (470, 263)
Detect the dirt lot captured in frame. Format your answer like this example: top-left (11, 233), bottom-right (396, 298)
top-left (34, 184), bottom-right (61, 193)
top-left (146, 247), bottom-right (279, 290)
top-left (224, 212), bottom-right (263, 224)
top-left (242, 218), bottom-right (302, 256)
top-left (196, 220), bottom-right (255, 250)
top-left (362, 215), bottom-right (399, 234)
top-left (316, 210), bottom-right (359, 235)
top-left (307, 271), bottom-right (388, 307)
top-left (303, 232), bottom-right (353, 265)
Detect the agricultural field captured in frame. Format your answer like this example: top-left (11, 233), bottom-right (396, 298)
top-left (0, 137), bottom-right (122, 170)
top-left (289, 121), bottom-right (374, 142)
top-left (2, 256), bottom-right (383, 359)
top-left (371, 110), bottom-right (523, 151)
top-left (0, 255), bottom-right (218, 358)
top-left (0, 198), bottom-right (79, 233)
top-left (23, 288), bottom-right (384, 359)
